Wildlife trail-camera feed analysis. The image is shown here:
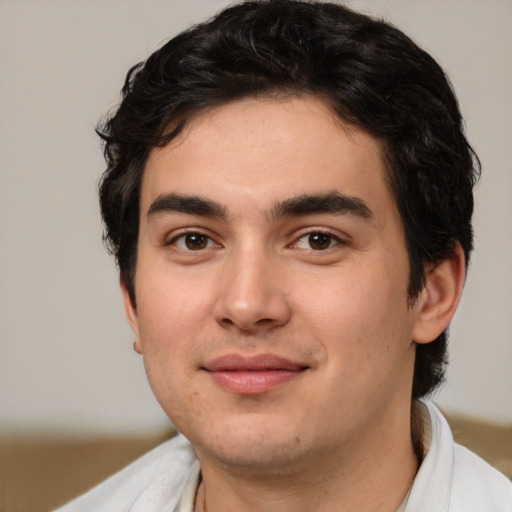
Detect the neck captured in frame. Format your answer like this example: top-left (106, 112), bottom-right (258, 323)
top-left (195, 404), bottom-right (419, 512)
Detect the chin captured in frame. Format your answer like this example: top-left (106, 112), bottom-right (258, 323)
top-left (190, 417), bottom-right (309, 473)
top-left (199, 440), bottom-right (304, 475)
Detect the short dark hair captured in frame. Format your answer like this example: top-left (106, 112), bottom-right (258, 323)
top-left (97, 0), bottom-right (479, 399)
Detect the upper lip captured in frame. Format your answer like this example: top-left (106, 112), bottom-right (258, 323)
top-left (203, 353), bottom-right (308, 372)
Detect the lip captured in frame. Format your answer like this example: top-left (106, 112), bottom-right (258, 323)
top-left (202, 353), bottom-right (309, 395)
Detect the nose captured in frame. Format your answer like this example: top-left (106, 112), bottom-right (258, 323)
top-left (213, 250), bottom-right (291, 334)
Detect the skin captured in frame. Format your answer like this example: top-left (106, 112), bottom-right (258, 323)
top-left (123, 96), bottom-right (465, 512)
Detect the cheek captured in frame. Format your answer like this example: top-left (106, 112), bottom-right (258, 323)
top-left (134, 276), bottom-right (211, 394)
top-left (292, 262), bottom-right (411, 364)
top-left (136, 304), bottom-right (203, 430)
top-left (295, 267), bottom-right (400, 330)
top-left (136, 268), bottom-right (216, 338)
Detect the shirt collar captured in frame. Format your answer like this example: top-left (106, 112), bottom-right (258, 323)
top-left (405, 401), bottom-right (454, 511)
top-left (173, 401), bottom-right (449, 512)
top-left (173, 462), bottom-right (201, 512)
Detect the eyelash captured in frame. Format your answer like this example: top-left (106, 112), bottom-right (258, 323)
top-left (166, 229), bottom-right (345, 252)
top-left (292, 231), bottom-right (344, 251)
top-left (167, 230), bottom-right (221, 251)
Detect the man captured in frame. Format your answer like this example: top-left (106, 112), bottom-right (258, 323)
top-left (56, 1), bottom-right (512, 510)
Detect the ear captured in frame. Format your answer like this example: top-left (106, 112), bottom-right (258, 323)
top-left (412, 243), bottom-right (466, 344)
top-left (121, 279), bottom-right (143, 354)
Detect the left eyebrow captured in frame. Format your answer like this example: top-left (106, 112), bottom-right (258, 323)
top-left (147, 193), bottom-right (227, 220)
top-left (271, 192), bottom-right (373, 220)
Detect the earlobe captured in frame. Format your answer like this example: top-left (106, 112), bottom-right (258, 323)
top-left (120, 280), bottom-right (143, 354)
top-left (412, 243), bottom-right (466, 344)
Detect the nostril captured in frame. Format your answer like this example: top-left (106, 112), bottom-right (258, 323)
top-left (218, 315), bottom-right (280, 334)
top-left (220, 318), bottom-right (235, 327)
top-left (255, 318), bottom-right (274, 326)
top-left (213, 284), bottom-right (292, 332)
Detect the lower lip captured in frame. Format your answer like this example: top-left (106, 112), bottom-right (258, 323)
top-left (207, 370), bottom-right (304, 394)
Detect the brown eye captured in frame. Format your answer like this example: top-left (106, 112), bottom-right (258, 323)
top-left (172, 232), bottom-right (214, 251)
top-left (308, 233), bottom-right (333, 250)
top-left (170, 231), bottom-right (220, 253)
top-left (184, 233), bottom-right (208, 250)
top-left (293, 232), bottom-right (341, 251)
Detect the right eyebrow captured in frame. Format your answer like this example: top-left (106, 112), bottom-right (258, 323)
top-left (271, 191), bottom-right (373, 221)
top-left (147, 193), bottom-right (227, 220)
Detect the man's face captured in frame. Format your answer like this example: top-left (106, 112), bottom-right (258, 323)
top-left (125, 96), bottom-right (426, 474)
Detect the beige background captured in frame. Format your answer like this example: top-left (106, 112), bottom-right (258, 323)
top-left (0, 0), bottom-right (511, 438)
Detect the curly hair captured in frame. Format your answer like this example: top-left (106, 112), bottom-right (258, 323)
top-left (97, 0), bottom-right (479, 399)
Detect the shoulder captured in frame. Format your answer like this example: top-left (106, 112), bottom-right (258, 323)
top-left (53, 433), bottom-right (197, 512)
top-left (407, 401), bottom-right (512, 512)
top-left (450, 442), bottom-right (512, 511)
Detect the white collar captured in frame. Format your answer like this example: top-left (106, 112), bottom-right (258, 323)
top-left (174, 401), bottom-right (433, 512)
top-left (172, 402), bottom-right (512, 512)
top-left (173, 462), bottom-right (201, 512)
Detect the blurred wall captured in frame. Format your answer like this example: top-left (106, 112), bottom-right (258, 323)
top-left (0, 0), bottom-right (510, 438)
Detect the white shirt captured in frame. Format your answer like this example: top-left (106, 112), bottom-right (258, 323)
top-left (54, 402), bottom-right (512, 512)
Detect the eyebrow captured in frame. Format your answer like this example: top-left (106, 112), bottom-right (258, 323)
top-left (147, 193), bottom-right (227, 219)
top-left (146, 191), bottom-right (372, 222)
top-left (271, 192), bottom-right (373, 220)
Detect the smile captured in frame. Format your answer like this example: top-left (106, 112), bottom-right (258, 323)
top-left (202, 354), bottom-right (309, 394)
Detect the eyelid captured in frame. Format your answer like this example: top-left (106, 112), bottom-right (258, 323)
top-left (289, 227), bottom-right (348, 248)
top-left (165, 228), bottom-right (222, 250)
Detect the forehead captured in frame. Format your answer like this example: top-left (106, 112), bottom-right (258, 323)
top-left (141, 96), bottom-right (394, 217)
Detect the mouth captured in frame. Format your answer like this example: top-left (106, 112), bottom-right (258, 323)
top-left (202, 353), bottom-right (309, 395)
